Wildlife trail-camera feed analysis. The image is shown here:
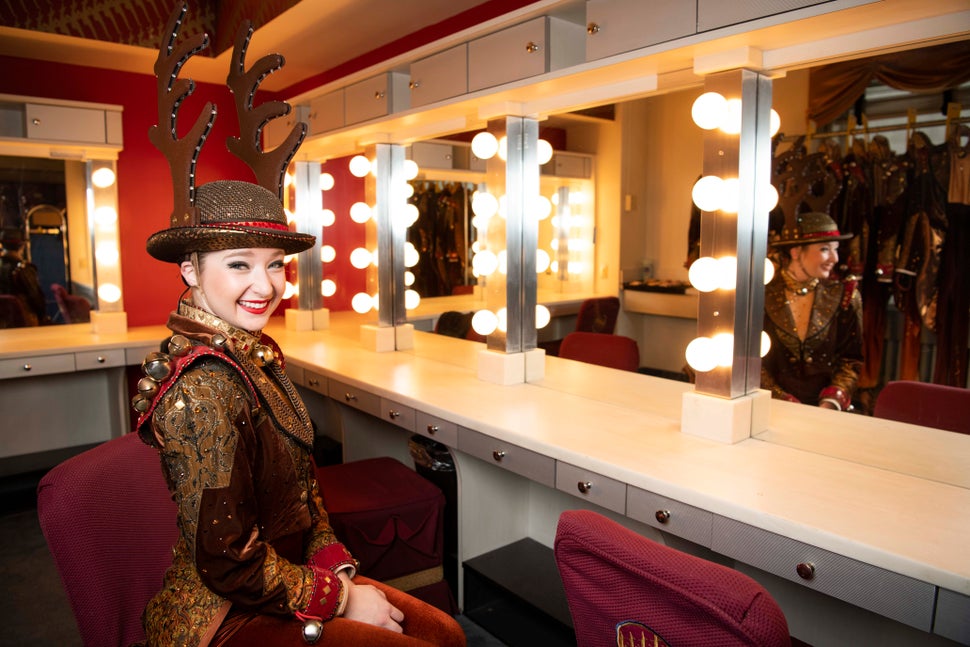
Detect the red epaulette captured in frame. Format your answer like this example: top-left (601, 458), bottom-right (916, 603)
top-left (134, 345), bottom-right (258, 433)
top-left (840, 279), bottom-right (858, 310)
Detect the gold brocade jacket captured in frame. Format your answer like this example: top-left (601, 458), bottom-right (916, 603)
top-left (761, 275), bottom-right (864, 408)
top-left (135, 303), bottom-right (354, 647)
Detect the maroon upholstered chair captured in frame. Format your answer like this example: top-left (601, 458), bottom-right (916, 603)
top-left (0, 294), bottom-right (28, 328)
top-left (541, 296), bottom-right (621, 356)
top-left (37, 432), bottom-right (178, 647)
top-left (555, 509), bottom-right (796, 647)
top-left (873, 380), bottom-right (970, 434)
top-left (51, 283), bottom-right (92, 323)
top-left (558, 331), bottom-right (640, 372)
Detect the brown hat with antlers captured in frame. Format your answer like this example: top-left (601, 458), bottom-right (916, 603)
top-left (145, 3), bottom-right (314, 264)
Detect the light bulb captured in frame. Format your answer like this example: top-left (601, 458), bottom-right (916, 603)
top-left (769, 109), bottom-right (781, 137)
top-left (692, 176), bottom-right (723, 212)
top-left (321, 279), bottom-right (337, 297)
top-left (713, 332), bottom-right (734, 367)
top-left (497, 250), bottom-right (508, 275)
top-left (94, 206), bottom-right (117, 227)
top-left (717, 256), bottom-right (737, 291)
top-left (283, 281), bottom-right (298, 299)
top-left (472, 250), bottom-right (498, 276)
top-left (349, 155), bottom-right (371, 177)
top-left (402, 203), bottom-right (420, 228)
top-left (472, 191), bottom-right (498, 218)
top-left (350, 202), bottom-right (372, 223)
top-left (349, 247), bottom-right (372, 269)
top-left (691, 92), bottom-right (726, 130)
top-left (351, 292), bottom-right (373, 314)
top-left (720, 178), bottom-right (740, 214)
top-left (95, 242), bottom-right (119, 266)
top-left (404, 289), bottom-right (420, 310)
top-left (403, 159), bottom-right (419, 180)
top-left (497, 136), bottom-right (508, 161)
top-left (537, 139), bottom-right (553, 165)
top-left (321, 245), bottom-right (336, 263)
top-left (685, 336), bottom-right (717, 373)
top-left (404, 271), bottom-right (415, 287)
top-left (404, 242), bottom-right (419, 268)
top-left (91, 167), bottom-right (116, 188)
top-left (761, 330), bottom-right (771, 357)
top-left (536, 249), bottom-right (550, 273)
top-left (496, 307), bottom-right (507, 333)
top-left (688, 256), bottom-right (720, 292)
top-left (471, 132), bottom-right (498, 160)
top-left (533, 195), bottom-right (552, 220)
top-left (536, 304), bottom-right (551, 329)
top-left (320, 172), bottom-right (335, 191)
top-left (760, 183), bottom-right (779, 211)
top-left (320, 209), bottom-right (336, 227)
top-left (97, 283), bottom-right (122, 303)
top-left (764, 258), bottom-right (775, 285)
top-left (471, 309), bottom-right (497, 336)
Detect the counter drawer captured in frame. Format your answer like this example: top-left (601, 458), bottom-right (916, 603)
top-left (458, 427), bottom-right (555, 488)
top-left (0, 353), bottom-right (74, 379)
top-left (712, 516), bottom-right (935, 631)
top-left (585, 0), bottom-right (696, 61)
top-left (328, 378), bottom-right (381, 417)
top-left (556, 461), bottom-right (625, 513)
top-left (414, 411), bottom-right (458, 447)
top-left (75, 348), bottom-right (125, 371)
top-left (381, 398), bottom-right (415, 432)
top-left (303, 370), bottom-right (328, 395)
top-left (935, 588), bottom-right (970, 644)
top-left (626, 487), bottom-right (713, 547)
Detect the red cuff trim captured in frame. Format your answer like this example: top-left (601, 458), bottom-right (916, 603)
top-left (302, 566), bottom-right (344, 622)
top-left (308, 543), bottom-right (356, 574)
top-left (819, 386), bottom-right (849, 410)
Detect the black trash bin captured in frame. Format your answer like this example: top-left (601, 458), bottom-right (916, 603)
top-left (408, 435), bottom-right (458, 600)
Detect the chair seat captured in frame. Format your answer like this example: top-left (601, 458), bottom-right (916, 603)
top-left (316, 457), bottom-right (446, 585)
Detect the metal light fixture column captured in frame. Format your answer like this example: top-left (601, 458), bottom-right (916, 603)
top-left (286, 160), bottom-right (330, 330)
top-left (682, 68), bottom-right (773, 443)
top-left (87, 159), bottom-right (127, 333)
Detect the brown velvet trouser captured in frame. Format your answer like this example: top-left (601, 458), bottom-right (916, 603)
top-left (212, 577), bottom-right (466, 647)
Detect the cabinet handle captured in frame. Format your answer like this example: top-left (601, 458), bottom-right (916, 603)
top-left (409, 80), bottom-right (420, 90)
top-left (308, 378), bottom-right (319, 387)
top-left (344, 393), bottom-right (357, 402)
top-left (32, 118), bottom-right (41, 126)
top-left (587, 22), bottom-right (601, 35)
top-left (374, 90), bottom-right (385, 100)
top-left (492, 450), bottom-right (505, 462)
top-left (577, 481), bottom-right (593, 494)
top-left (525, 41), bottom-right (541, 54)
top-left (655, 509), bottom-right (671, 524)
top-left (388, 410), bottom-right (400, 419)
top-left (426, 424), bottom-right (438, 435)
top-left (22, 363), bottom-right (32, 371)
top-left (97, 356), bottom-right (106, 363)
top-left (796, 562), bottom-right (816, 580)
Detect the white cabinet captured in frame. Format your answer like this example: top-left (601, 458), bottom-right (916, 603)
top-left (0, 95), bottom-right (123, 149)
top-left (697, 0), bottom-right (830, 32)
top-left (585, 0), bottom-right (696, 61)
top-left (308, 90), bottom-right (345, 135)
top-left (344, 72), bottom-right (410, 126)
top-left (468, 16), bottom-right (584, 92)
top-left (409, 141), bottom-right (455, 170)
top-left (261, 105), bottom-right (307, 151)
top-left (409, 45), bottom-right (468, 108)
top-left (542, 152), bottom-right (592, 178)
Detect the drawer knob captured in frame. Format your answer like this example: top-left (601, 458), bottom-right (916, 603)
top-left (388, 410), bottom-right (400, 419)
top-left (344, 393), bottom-right (357, 402)
top-left (308, 378), bottom-right (319, 386)
top-left (492, 450), bottom-right (506, 462)
top-left (525, 41), bottom-right (541, 54)
top-left (587, 22), bottom-right (601, 35)
top-left (426, 424), bottom-right (439, 435)
top-left (32, 118), bottom-right (41, 126)
top-left (97, 356), bottom-right (106, 363)
top-left (577, 481), bottom-right (593, 494)
top-left (374, 90), bottom-right (385, 100)
top-left (655, 509), bottom-right (671, 524)
top-left (796, 562), bottom-right (816, 580)
top-left (409, 80), bottom-right (420, 89)
top-left (22, 363), bottom-right (32, 371)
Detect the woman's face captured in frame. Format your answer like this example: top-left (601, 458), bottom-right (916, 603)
top-left (180, 247), bottom-right (286, 332)
top-left (790, 241), bottom-right (839, 280)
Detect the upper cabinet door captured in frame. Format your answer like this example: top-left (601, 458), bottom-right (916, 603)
top-left (26, 104), bottom-right (108, 144)
top-left (697, 0), bottom-right (830, 31)
top-left (585, 0), bottom-right (696, 62)
top-left (409, 45), bottom-right (468, 108)
top-left (345, 72), bottom-right (410, 126)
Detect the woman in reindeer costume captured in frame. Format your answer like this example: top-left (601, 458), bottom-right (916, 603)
top-left (131, 6), bottom-right (465, 647)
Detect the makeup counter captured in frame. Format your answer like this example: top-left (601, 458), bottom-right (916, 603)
top-left (1, 312), bottom-right (968, 646)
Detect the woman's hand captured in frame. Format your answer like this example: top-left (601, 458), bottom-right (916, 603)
top-left (339, 572), bottom-right (404, 632)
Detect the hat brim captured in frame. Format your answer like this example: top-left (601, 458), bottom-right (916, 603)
top-left (770, 232), bottom-right (854, 248)
top-left (147, 226), bottom-right (315, 263)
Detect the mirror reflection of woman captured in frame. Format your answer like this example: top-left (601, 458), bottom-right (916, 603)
top-left (762, 212), bottom-right (864, 411)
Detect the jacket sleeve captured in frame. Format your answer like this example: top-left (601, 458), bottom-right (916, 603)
top-left (151, 360), bottom-right (350, 620)
top-left (821, 285), bottom-right (864, 410)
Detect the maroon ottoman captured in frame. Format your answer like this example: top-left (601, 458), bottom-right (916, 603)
top-left (315, 457), bottom-right (455, 613)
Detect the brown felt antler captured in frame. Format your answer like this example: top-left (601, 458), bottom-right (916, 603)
top-left (226, 20), bottom-right (306, 200)
top-left (148, 3), bottom-right (216, 228)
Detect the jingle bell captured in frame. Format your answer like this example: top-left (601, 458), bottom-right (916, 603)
top-left (137, 377), bottom-right (160, 397)
top-left (301, 619), bottom-right (323, 644)
top-left (167, 334), bottom-right (192, 357)
top-left (252, 344), bottom-right (276, 367)
top-left (132, 394), bottom-right (151, 413)
top-left (142, 352), bottom-right (173, 381)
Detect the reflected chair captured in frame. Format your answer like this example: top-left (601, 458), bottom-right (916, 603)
top-left (558, 331), bottom-right (640, 372)
top-left (555, 509), bottom-right (799, 647)
top-left (541, 296), bottom-right (621, 356)
top-left (872, 380), bottom-right (970, 434)
top-left (37, 432), bottom-right (178, 647)
top-left (434, 310), bottom-right (486, 343)
top-left (51, 283), bottom-right (92, 323)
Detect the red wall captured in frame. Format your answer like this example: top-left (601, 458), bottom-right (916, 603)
top-left (3, 55), bottom-right (365, 326)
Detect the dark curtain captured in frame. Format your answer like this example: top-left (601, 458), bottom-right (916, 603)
top-left (808, 40), bottom-right (970, 127)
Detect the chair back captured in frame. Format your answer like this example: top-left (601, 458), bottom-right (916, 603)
top-left (554, 509), bottom-right (792, 647)
top-left (559, 331), bottom-right (640, 372)
top-left (575, 296), bottom-right (620, 334)
top-left (51, 283), bottom-right (92, 323)
top-left (0, 294), bottom-right (28, 328)
top-left (37, 433), bottom-right (177, 647)
top-left (873, 380), bottom-right (970, 434)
